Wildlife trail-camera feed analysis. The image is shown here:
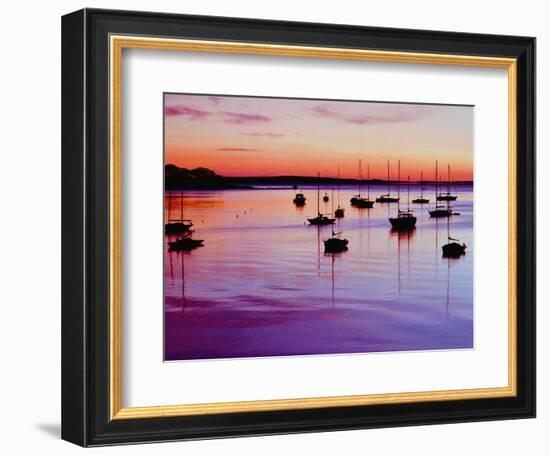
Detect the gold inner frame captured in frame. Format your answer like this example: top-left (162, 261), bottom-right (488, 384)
top-left (109, 35), bottom-right (517, 420)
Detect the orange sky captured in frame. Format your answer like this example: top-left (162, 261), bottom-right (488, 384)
top-left (164, 94), bottom-right (474, 181)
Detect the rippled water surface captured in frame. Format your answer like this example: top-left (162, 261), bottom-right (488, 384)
top-left (164, 184), bottom-right (473, 361)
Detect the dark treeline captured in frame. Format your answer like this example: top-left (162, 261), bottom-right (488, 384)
top-left (165, 164), bottom-right (472, 189)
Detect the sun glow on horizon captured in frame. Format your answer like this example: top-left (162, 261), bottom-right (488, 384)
top-left (165, 94), bottom-right (474, 181)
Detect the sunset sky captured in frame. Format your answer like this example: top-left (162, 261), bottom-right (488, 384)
top-left (164, 94), bottom-right (473, 181)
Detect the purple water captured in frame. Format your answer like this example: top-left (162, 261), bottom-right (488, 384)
top-left (164, 184), bottom-right (473, 361)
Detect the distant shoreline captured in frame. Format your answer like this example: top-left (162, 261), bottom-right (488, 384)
top-left (164, 164), bottom-right (473, 190)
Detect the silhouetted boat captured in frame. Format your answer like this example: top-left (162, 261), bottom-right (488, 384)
top-left (165, 186), bottom-right (194, 234)
top-left (350, 160), bottom-right (374, 208)
top-left (308, 173), bottom-right (335, 225)
top-left (293, 192), bottom-right (306, 206)
top-left (412, 170), bottom-right (430, 204)
top-left (436, 164), bottom-right (458, 201)
top-left (389, 165), bottom-right (416, 231)
top-left (325, 190), bottom-right (348, 252)
top-left (442, 238), bottom-right (467, 257)
top-left (324, 231), bottom-right (349, 252)
top-left (335, 165), bottom-right (345, 218)
top-left (442, 209), bottom-right (466, 257)
top-left (168, 237), bottom-right (204, 251)
top-left (376, 160), bottom-right (400, 203)
top-left (429, 160), bottom-right (453, 218)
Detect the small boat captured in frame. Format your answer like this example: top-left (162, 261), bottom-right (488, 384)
top-left (436, 164), bottom-right (458, 201)
top-left (388, 168), bottom-right (417, 231)
top-left (308, 173), bottom-right (335, 225)
top-left (429, 161), bottom-right (452, 218)
top-left (324, 232), bottom-right (349, 253)
top-left (293, 192), bottom-right (306, 206)
top-left (429, 206), bottom-right (453, 218)
top-left (442, 238), bottom-right (467, 257)
top-left (165, 219), bottom-right (193, 234)
top-left (376, 160), bottom-right (400, 203)
top-left (412, 170), bottom-right (430, 204)
top-left (350, 160), bottom-right (374, 208)
top-left (335, 207), bottom-right (345, 218)
top-left (165, 186), bottom-right (194, 233)
top-left (389, 211), bottom-right (417, 230)
top-left (168, 237), bottom-right (204, 251)
top-left (308, 213), bottom-right (335, 225)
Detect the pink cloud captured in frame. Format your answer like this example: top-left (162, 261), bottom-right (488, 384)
top-left (312, 104), bottom-right (431, 124)
top-left (164, 105), bottom-right (210, 119)
top-left (240, 132), bottom-right (285, 138)
top-left (216, 147), bottom-right (258, 152)
top-left (222, 111), bottom-right (272, 124)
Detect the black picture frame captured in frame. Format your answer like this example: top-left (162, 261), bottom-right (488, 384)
top-left (62, 8), bottom-right (535, 447)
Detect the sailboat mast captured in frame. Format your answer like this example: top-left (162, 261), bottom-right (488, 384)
top-left (337, 164), bottom-right (340, 207)
top-left (317, 172), bottom-right (320, 215)
top-left (447, 164), bottom-right (451, 195)
top-left (435, 160), bottom-right (439, 203)
top-left (358, 160), bottom-right (362, 198)
top-left (407, 175), bottom-right (410, 211)
top-left (179, 186), bottom-right (183, 221)
top-left (387, 160), bottom-right (390, 195)
top-left (397, 160), bottom-right (401, 211)
top-left (420, 170), bottom-right (424, 198)
top-left (367, 164), bottom-right (371, 199)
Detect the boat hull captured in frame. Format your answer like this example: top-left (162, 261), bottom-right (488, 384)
top-left (324, 238), bottom-right (349, 253)
top-left (352, 198), bottom-right (374, 208)
top-left (429, 209), bottom-right (452, 218)
top-left (376, 196), bottom-right (399, 203)
top-left (334, 208), bottom-right (345, 218)
top-left (389, 216), bottom-right (417, 231)
top-left (442, 242), bottom-right (466, 258)
top-left (165, 222), bottom-right (193, 234)
top-left (412, 198), bottom-right (430, 204)
top-left (168, 238), bottom-right (204, 251)
top-left (436, 195), bottom-right (458, 201)
top-left (307, 216), bottom-right (335, 225)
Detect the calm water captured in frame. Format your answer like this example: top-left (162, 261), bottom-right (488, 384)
top-left (164, 184), bottom-right (473, 361)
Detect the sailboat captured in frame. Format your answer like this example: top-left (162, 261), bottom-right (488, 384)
top-left (350, 160), bottom-right (374, 208)
top-left (412, 170), bottom-right (430, 204)
top-left (308, 173), bottom-right (335, 225)
top-left (442, 206), bottom-right (466, 257)
top-left (168, 237), bottom-right (204, 251)
top-left (334, 165), bottom-right (345, 218)
top-left (165, 186), bottom-right (193, 234)
top-left (389, 163), bottom-right (417, 231)
top-left (376, 160), bottom-right (400, 203)
top-left (436, 164), bottom-right (458, 201)
top-left (429, 160), bottom-right (453, 218)
top-left (324, 189), bottom-right (349, 252)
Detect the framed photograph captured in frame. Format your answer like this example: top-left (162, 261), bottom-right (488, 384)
top-left (61, 8), bottom-right (535, 447)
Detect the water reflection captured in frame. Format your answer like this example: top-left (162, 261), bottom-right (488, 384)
top-left (164, 184), bottom-right (473, 361)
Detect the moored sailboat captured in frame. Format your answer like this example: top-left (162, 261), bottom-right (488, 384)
top-left (165, 186), bottom-right (193, 234)
top-left (350, 160), bottom-right (374, 208)
top-left (308, 173), bottom-right (335, 225)
top-left (436, 164), bottom-right (458, 201)
top-left (442, 205), bottom-right (466, 257)
top-left (412, 170), bottom-right (430, 204)
top-left (325, 189), bottom-right (349, 252)
top-left (389, 164), bottom-right (417, 231)
top-left (376, 160), bottom-right (400, 203)
top-left (429, 160), bottom-right (453, 218)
